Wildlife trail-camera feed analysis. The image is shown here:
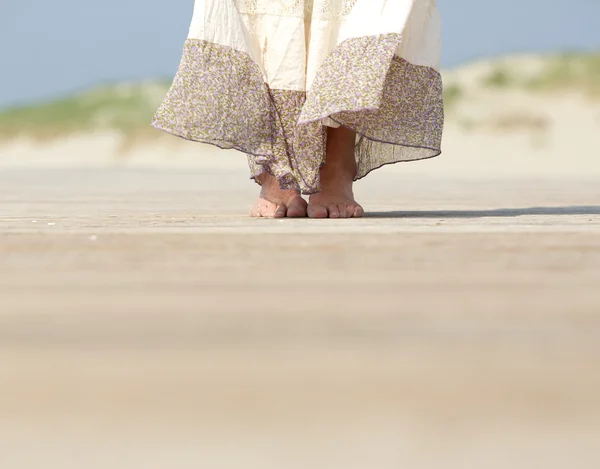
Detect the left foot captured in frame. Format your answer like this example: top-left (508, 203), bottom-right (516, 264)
top-left (251, 172), bottom-right (307, 218)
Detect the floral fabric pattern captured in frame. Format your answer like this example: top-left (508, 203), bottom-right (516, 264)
top-left (152, 35), bottom-right (444, 194)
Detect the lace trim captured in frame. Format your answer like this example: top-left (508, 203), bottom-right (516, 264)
top-left (233, 0), bottom-right (359, 19)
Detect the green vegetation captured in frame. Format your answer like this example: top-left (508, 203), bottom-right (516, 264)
top-left (525, 52), bottom-right (600, 96)
top-left (482, 67), bottom-right (515, 88)
top-left (480, 51), bottom-right (600, 96)
top-left (442, 83), bottom-right (464, 110)
top-left (0, 81), bottom-right (170, 140)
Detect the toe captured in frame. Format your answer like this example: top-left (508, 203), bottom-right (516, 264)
top-left (286, 197), bottom-right (307, 218)
top-left (308, 204), bottom-right (328, 219)
top-left (327, 204), bottom-right (340, 219)
top-left (253, 205), bottom-right (267, 217)
top-left (337, 204), bottom-right (348, 218)
top-left (352, 205), bottom-right (364, 218)
top-left (274, 204), bottom-right (287, 218)
top-left (265, 205), bottom-right (277, 218)
top-left (287, 204), bottom-right (307, 218)
top-left (259, 204), bottom-right (272, 218)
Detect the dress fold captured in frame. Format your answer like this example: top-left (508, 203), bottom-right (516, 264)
top-left (152, 0), bottom-right (443, 194)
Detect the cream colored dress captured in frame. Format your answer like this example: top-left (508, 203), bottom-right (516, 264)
top-left (153, 0), bottom-right (443, 194)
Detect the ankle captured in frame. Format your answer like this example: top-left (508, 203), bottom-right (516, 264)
top-left (320, 161), bottom-right (356, 182)
top-left (256, 171), bottom-right (274, 186)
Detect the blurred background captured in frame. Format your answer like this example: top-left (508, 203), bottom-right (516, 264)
top-left (1, 2), bottom-right (600, 469)
top-left (0, 0), bottom-right (599, 172)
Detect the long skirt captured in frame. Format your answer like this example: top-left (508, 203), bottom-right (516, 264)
top-left (152, 0), bottom-right (444, 194)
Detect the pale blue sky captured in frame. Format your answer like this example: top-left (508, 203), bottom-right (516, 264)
top-left (0, 0), bottom-right (598, 109)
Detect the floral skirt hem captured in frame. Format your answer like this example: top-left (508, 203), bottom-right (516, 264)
top-left (152, 33), bottom-right (444, 194)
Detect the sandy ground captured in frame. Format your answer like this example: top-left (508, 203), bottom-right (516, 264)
top-left (1, 165), bottom-right (599, 468)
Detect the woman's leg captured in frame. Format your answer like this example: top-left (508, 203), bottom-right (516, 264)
top-left (308, 126), bottom-right (364, 219)
top-left (250, 174), bottom-right (308, 218)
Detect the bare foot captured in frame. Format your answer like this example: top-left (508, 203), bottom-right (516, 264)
top-left (308, 126), bottom-right (364, 219)
top-left (250, 172), bottom-right (307, 218)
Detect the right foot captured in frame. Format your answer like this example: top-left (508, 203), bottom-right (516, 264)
top-left (307, 166), bottom-right (364, 219)
top-left (250, 172), bottom-right (307, 218)
top-left (307, 126), bottom-right (364, 219)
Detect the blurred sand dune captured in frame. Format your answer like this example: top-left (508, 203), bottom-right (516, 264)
top-left (1, 53), bottom-right (599, 177)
